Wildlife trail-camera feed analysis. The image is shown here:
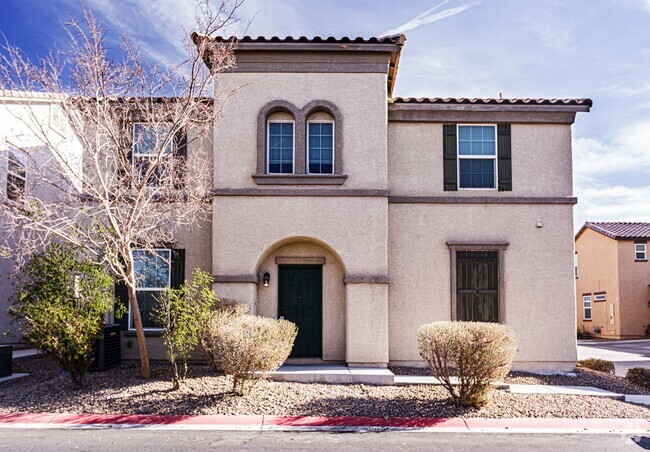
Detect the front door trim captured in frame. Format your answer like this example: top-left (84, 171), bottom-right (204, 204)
top-left (447, 241), bottom-right (508, 323)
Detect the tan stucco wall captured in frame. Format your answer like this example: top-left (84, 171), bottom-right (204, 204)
top-left (617, 240), bottom-right (650, 337)
top-left (388, 122), bottom-right (574, 197)
top-left (213, 72), bottom-right (389, 190)
top-left (388, 203), bottom-right (577, 371)
top-left (256, 241), bottom-right (346, 362)
top-left (574, 228), bottom-right (620, 338)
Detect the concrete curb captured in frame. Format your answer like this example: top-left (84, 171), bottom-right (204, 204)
top-left (0, 413), bottom-right (649, 433)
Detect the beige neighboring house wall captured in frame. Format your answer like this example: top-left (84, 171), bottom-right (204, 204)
top-left (575, 223), bottom-right (650, 339)
top-left (193, 34), bottom-right (590, 371)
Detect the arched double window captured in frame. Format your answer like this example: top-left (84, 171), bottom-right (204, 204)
top-left (255, 100), bottom-right (344, 185)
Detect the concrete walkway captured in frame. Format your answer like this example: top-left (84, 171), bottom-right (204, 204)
top-left (578, 339), bottom-right (650, 376)
top-left (12, 349), bottom-right (39, 359)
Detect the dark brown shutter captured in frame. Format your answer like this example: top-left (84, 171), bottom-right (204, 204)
top-left (443, 124), bottom-right (458, 191)
top-left (114, 280), bottom-right (129, 331)
top-left (497, 124), bottom-right (512, 191)
top-left (173, 129), bottom-right (187, 189)
top-left (170, 249), bottom-right (185, 289)
top-left (118, 120), bottom-right (133, 188)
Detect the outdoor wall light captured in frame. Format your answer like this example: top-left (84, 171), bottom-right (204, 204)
top-left (263, 272), bottom-right (270, 287)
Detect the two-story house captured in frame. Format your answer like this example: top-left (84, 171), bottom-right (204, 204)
top-left (182, 34), bottom-right (592, 371)
top-left (575, 222), bottom-right (650, 339)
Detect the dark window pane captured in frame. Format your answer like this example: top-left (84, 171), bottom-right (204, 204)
top-left (135, 291), bottom-right (164, 329)
top-left (321, 163), bottom-right (333, 174)
top-left (269, 163), bottom-right (281, 173)
top-left (6, 174), bottom-right (25, 201)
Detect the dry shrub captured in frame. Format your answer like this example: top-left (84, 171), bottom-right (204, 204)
top-left (418, 321), bottom-right (517, 408)
top-left (211, 313), bottom-right (297, 395)
top-left (577, 358), bottom-right (615, 374)
top-left (199, 301), bottom-right (250, 370)
top-left (626, 367), bottom-right (650, 389)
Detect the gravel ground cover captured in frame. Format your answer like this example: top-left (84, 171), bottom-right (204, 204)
top-left (1, 357), bottom-right (649, 419)
top-left (390, 366), bottom-right (650, 395)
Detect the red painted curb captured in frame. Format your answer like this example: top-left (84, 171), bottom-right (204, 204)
top-left (0, 413), bottom-right (649, 431)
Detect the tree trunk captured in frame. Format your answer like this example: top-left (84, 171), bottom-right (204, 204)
top-left (125, 262), bottom-right (150, 379)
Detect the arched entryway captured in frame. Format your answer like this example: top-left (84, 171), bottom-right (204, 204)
top-left (255, 238), bottom-right (346, 362)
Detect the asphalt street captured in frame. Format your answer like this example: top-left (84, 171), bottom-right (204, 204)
top-left (0, 429), bottom-right (649, 451)
top-left (578, 339), bottom-right (650, 376)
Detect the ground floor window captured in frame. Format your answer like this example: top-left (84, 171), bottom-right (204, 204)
top-left (130, 249), bottom-right (171, 330)
top-left (583, 294), bottom-right (592, 321)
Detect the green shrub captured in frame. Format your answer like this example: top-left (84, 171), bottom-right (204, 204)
top-left (212, 313), bottom-right (297, 395)
top-left (152, 269), bottom-right (218, 389)
top-left (9, 244), bottom-right (118, 388)
top-left (577, 358), bottom-right (615, 374)
top-left (418, 321), bottom-right (517, 408)
top-left (199, 301), bottom-right (250, 370)
top-left (626, 367), bottom-right (650, 389)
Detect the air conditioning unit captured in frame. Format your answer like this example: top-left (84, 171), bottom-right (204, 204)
top-left (0, 345), bottom-right (12, 378)
top-left (90, 323), bottom-right (122, 372)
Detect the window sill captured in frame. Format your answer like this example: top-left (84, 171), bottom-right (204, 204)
top-left (253, 174), bottom-right (347, 185)
top-left (583, 319), bottom-right (592, 322)
top-left (634, 259), bottom-right (648, 262)
top-left (124, 330), bottom-right (163, 337)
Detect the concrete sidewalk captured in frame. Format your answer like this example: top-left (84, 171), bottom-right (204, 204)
top-left (578, 339), bottom-right (650, 376)
top-left (0, 413), bottom-right (649, 433)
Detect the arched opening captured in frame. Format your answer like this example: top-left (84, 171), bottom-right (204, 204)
top-left (255, 237), bottom-right (346, 362)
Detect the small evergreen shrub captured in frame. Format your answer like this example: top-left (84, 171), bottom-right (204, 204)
top-left (418, 321), bottom-right (517, 408)
top-left (212, 313), bottom-right (297, 395)
top-left (626, 367), bottom-right (650, 390)
top-left (577, 358), bottom-right (615, 374)
top-left (9, 244), bottom-right (118, 388)
top-left (152, 269), bottom-right (218, 389)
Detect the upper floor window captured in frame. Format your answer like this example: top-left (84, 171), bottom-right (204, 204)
top-left (132, 123), bottom-right (185, 187)
top-left (574, 252), bottom-right (578, 278)
top-left (307, 113), bottom-right (334, 174)
top-left (7, 151), bottom-right (26, 201)
top-left (267, 113), bottom-right (295, 174)
top-left (443, 123), bottom-right (511, 192)
top-left (635, 242), bottom-right (647, 261)
top-left (458, 125), bottom-right (496, 189)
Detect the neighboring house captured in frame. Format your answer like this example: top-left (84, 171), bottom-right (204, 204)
top-left (0, 91), bottom-right (84, 343)
top-left (575, 222), bottom-right (650, 339)
top-left (173, 33), bottom-right (592, 372)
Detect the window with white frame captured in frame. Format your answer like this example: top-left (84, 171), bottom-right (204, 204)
top-left (583, 294), bottom-right (592, 321)
top-left (6, 151), bottom-right (26, 201)
top-left (131, 249), bottom-right (171, 330)
top-left (267, 121), bottom-right (294, 174)
top-left (457, 125), bottom-right (497, 189)
top-left (132, 123), bottom-right (174, 185)
top-left (574, 252), bottom-right (578, 278)
top-left (307, 120), bottom-right (334, 174)
top-left (635, 243), bottom-right (647, 261)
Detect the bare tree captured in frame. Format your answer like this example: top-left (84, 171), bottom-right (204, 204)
top-left (0, 0), bottom-right (242, 378)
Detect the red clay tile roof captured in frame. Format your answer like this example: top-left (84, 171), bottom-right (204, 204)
top-left (210, 35), bottom-right (407, 45)
top-left (391, 97), bottom-right (593, 107)
top-left (582, 222), bottom-right (650, 240)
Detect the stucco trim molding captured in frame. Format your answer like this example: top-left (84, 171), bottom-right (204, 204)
top-left (212, 274), bottom-right (259, 284)
top-left (276, 256), bottom-right (326, 265)
top-left (389, 196), bottom-right (577, 205)
top-left (344, 274), bottom-right (390, 284)
top-left (252, 174), bottom-right (348, 185)
top-left (213, 188), bottom-right (389, 197)
top-left (256, 99), bottom-right (344, 180)
top-left (446, 242), bottom-right (509, 324)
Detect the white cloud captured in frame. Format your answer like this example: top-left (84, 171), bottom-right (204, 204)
top-left (381, 0), bottom-right (481, 36)
top-left (573, 122), bottom-right (650, 229)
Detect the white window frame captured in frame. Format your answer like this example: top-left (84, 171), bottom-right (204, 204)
top-left (306, 119), bottom-right (335, 175)
top-left (583, 294), bottom-right (592, 321)
top-left (457, 124), bottom-right (498, 190)
top-left (266, 120), bottom-right (295, 175)
top-left (129, 248), bottom-right (171, 331)
top-left (594, 293), bottom-right (607, 302)
top-left (6, 151), bottom-right (26, 201)
top-left (635, 243), bottom-right (647, 261)
top-left (131, 123), bottom-right (175, 186)
top-left (574, 252), bottom-right (578, 278)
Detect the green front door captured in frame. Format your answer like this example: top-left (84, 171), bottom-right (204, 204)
top-left (278, 265), bottom-right (323, 358)
top-left (457, 251), bottom-right (499, 322)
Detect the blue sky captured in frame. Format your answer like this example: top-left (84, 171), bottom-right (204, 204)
top-left (2, 0), bottom-right (649, 230)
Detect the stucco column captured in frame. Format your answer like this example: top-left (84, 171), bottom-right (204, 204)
top-left (213, 281), bottom-right (258, 315)
top-left (345, 280), bottom-right (389, 367)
